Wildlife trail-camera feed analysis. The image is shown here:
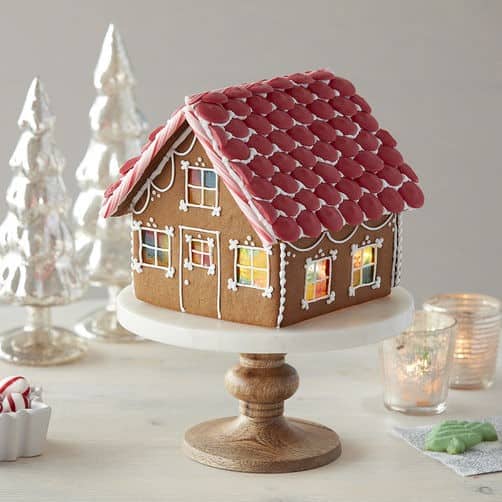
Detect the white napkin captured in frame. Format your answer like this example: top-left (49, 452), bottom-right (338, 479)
top-left (394, 416), bottom-right (502, 476)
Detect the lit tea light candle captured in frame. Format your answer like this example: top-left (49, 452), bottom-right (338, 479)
top-left (424, 294), bottom-right (501, 389)
top-left (380, 311), bottom-right (456, 415)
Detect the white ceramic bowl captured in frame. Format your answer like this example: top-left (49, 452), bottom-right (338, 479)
top-left (0, 400), bottom-right (51, 461)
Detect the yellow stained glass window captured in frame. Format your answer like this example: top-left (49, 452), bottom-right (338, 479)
top-left (363, 246), bottom-right (375, 266)
top-left (351, 245), bottom-right (377, 289)
top-left (158, 233), bottom-right (169, 249)
top-left (305, 282), bottom-right (316, 302)
top-left (304, 257), bottom-right (331, 303)
top-left (253, 249), bottom-right (267, 268)
top-left (253, 270), bottom-right (268, 289)
top-left (237, 248), bottom-right (252, 266)
top-left (236, 247), bottom-right (269, 290)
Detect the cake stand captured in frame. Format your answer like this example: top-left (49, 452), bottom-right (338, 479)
top-left (117, 286), bottom-right (413, 473)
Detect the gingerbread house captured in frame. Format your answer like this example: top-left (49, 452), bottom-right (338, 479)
top-left (102, 69), bottom-right (424, 328)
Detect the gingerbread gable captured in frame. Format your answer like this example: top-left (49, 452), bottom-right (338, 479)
top-left (102, 69), bottom-right (424, 247)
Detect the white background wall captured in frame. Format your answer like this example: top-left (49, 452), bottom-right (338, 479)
top-left (0, 0), bottom-right (500, 303)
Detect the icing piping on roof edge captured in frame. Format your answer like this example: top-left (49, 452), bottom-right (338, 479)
top-left (101, 68), bottom-right (424, 247)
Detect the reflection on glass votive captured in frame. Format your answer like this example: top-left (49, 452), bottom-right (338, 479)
top-left (380, 311), bottom-right (456, 415)
top-left (423, 294), bottom-right (501, 389)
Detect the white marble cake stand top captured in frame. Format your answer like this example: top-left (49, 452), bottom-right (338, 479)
top-left (117, 286), bottom-right (414, 354)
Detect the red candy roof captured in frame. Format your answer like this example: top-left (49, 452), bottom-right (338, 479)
top-left (103, 69), bottom-right (424, 246)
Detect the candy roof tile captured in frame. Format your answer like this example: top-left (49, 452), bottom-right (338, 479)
top-left (102, 69), bottom-right (424, 246)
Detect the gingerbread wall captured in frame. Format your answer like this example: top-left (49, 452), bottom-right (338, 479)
top-left (128, 126), bottom-right (398, 329)
top-left (130, 129), bottom-right (281, 328)
top-left (280, 215), bottom-right (397, 327)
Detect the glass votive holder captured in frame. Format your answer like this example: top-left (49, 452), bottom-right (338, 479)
top-left (423, 294), bottom-right (501, 389)
top-left (380, 311), bottom-right (456, 415)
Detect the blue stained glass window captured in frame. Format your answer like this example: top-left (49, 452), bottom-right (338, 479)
top-left (203, 170), bottom-right (217, 189)
top-left (362, 265), bottom-right (374, 285)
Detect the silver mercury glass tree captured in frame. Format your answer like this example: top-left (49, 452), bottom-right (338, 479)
top-left (73, 24), bottom-right (147, 342)
top-left (0, 78), bottom-right (87, 366)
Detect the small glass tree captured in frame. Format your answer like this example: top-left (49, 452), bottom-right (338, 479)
top-left (73, 24), bottom-right (147, 342)
top-left (0, 78), bottom-right (87, 365)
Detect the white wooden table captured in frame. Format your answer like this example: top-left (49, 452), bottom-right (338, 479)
top-left (0, 300), bottom-right (500, 501)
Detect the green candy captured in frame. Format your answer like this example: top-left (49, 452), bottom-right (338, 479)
top-left (425, 420), bottom-right (498, 455)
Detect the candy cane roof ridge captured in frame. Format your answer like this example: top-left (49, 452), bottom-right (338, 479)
top-left (101, 68), bottom-right (423, 246)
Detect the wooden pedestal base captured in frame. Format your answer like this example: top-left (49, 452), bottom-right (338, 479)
top-left (183, 354), bottom-right (341, 473)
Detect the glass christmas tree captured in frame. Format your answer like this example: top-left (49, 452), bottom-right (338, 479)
top-left (0, 78), bottom-right (87, 365)
top-left (73, 24), bottom-right (147, 342)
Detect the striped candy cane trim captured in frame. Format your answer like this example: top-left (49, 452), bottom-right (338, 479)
top-left (101, 108), bottom-right (187, 218)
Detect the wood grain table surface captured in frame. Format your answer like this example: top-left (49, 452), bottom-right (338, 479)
top-left (0, 300), bottom-right (500, 502)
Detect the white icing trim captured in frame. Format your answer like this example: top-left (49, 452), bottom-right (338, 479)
top-left (227, 240), bottom-right (273, 297)
top-left (276, 243), bottom-right (287, 328)
top-left (361, 214), bottom-right (394, 231)
top-left (392, 213), bottom-right (403, 287)
top-left (348, 237), bottom-right (383, 296)
top-left (131, 222), bottom-right (174, 278)
top-left (181, 155), bottom-right (221, 215)
top-left (131, 127), bottom-right (193, 215)
top-left (178, 226), bottom-right (221, 319)
top-left (287, 226), bottom-right (358, 252)
top-left (287, 215), bottom-right (394, 253)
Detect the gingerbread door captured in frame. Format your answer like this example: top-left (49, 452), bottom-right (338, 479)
top-left (178, 226), bottom-right (221, 319)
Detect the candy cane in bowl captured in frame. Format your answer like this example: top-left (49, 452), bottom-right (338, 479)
top-left (0, 375), bottom-right (51, 461)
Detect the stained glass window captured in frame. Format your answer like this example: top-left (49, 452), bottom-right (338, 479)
top-left (186, 163), bottom-right (218, 209)
top-left (236, 247), bottom-right (269, 290)
top-left (304, 258), bottom-right (331, 303)
top-left (140, 228), bottom-right (171, 270)
top-left (190, 239), bottom-right (212, 269)
top-left (351, 245), bottom-right (377, 289)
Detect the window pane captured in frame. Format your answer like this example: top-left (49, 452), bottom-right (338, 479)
top-left (306, 263), bottom-right (316, 285)
top-left (192, 251), bottom-right (202, 266)
top-left (237, 266), bottom-right (252, 285)
top-left (188, 187), bottom-right (202, 205)
top-left (203, 170), bottom-right (217, 189)
top-left (158, 233), bottom-right (169, 249)
top-left (316, 259), bottom-right (330, 281)
top-left (157, 250), bottom-right (169, 267)
top-left (192, 240), bottom-right (202, 252)
top-left (253, 269), bottom-right (268, 289)
top-left (315, 280), bottom-right (329, 299)
top-left (253, 250), bottom-right (267, 268)
top-left (363, 246), bottom-right (375, 266)
top-left (188, 169), bottom-right (202, 186)
top-left (352, 269), bottom-right (361, 287)
top-left (142, 230), bottom-right (155, 246)
top-left (238, 248), bottom-right (252, 266)
top-left (362, 265), bottom-right (374, 285)
top-left (142, 246), bottom-right (155, 265)
top-left (352, 250), bottom-right (362, 269)
top-left (202, 253), bottom-right (211, 267)
top-left (201, 241), bottom-right (210, 254)
top-left (305, 282), bottom-right (315, 302)
top-left (204, 190), bottom-right (216, 207)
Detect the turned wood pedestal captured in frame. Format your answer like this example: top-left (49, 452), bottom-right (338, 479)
top-left (117, 286), bottom-right (413, 473)
top-left (184, 353), bottom-right (341, 472)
